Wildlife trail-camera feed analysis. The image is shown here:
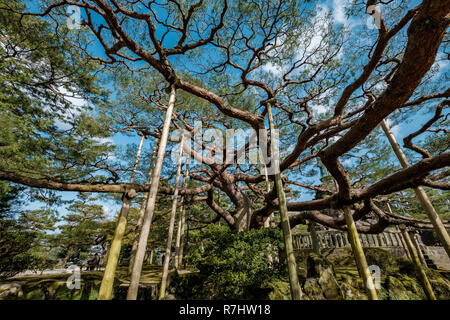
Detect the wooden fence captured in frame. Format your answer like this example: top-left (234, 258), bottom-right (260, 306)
top-left (292, 230), bottom-right (408, 250)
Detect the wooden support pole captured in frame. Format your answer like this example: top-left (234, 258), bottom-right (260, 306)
top-left (411, 231), bottom-right (427, 266)
top-left (399, 225), bottom-right (436, 300)
top-left (98, 134), bottom-right (145, 300)
top-left (127, 85), bottom-right (177, 300)
top-left (183, 218), bottom-right (190, 269)
top-left (175, 164), bottom-right (189, 269)
top-left (148, 249), bottom-right (153, 265)
top-left (159, 135), bottom-right (185, 299)
top-left (267, 102), bottom-right (302, 300)
top-left (397, 228), bottom-right (411, 259)
top-left (386, 202), bottom-right (412, 259)
top-left (260, 141), bottom-right (273, 228)
top-left (381, 119), bottom-right (450, 258)
top-left (128, 138), bottom-right (159, 274)
top-left (178, 210), bottom-right (186, 267)
top-left (343, 206), bottom-right (378, 300)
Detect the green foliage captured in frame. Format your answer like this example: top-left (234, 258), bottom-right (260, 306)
top-left (0, 217), bottom-right (35, 279)
top-left (0, 182), bottom-right (23, 217)
top-left (55, 193), bottom-right (114, 261)
top-left (386, 188), bottom-right (450, 221)
top-left (0, 1), bottom-right (113, 183)
top-left (0, 186), bottom-right (59, 278)
top-left (173, 224), bottom-right (287, 299)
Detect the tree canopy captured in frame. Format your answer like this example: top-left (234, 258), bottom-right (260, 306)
top-left (0, 0), bottom-right (448, 300)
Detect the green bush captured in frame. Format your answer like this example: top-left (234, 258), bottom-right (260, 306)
top-left (0, 219), bottom-right (35, 279)
top-left (172, 224), bottom-right (287, 299)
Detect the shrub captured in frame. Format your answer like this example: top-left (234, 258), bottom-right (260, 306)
top-left (173, 224), bottom-right (287, 299)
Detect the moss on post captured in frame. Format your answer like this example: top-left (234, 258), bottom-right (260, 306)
top-left (399, 224), bottom-right (436, 300)
top-left (98, 134), bottom-right (145, 300)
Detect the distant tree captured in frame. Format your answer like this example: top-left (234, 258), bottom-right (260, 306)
top-left (55, 193), bottom-right (113, 262)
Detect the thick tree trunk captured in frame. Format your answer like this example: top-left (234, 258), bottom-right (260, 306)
top-left (234, 192), bottom-right (252, 232)
top-left (98, 134), bottom-right (145, 300)
top-left (381, 119), bottom-right (450, 258)
top-left (263, 212), bottom-right (275, 228)
top-left (343, 206), bottom-right (378, 300)
top-left (174, 164), bottom-right (189, 270)
top-left (128, 138), bottom-right (159, 275)
top-left (232, 167), bottom-right (252, 232)
top-left (127, 85), bottom-right (177, 300)
top-left (399, 225), bottom-right (436, 300)
top-left (159, 135), bottom-right (185, 299)
top-left (267, 102), bottom-right (302, 300)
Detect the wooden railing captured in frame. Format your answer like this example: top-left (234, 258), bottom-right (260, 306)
top-left (292, 230), bottom-right (407, 250)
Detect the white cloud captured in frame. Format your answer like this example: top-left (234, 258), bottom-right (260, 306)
top-left (391, 125), bottom-right (401, 137)
top-left (103, 206), bottom-right (111, 216)
top-left (259, 1), bottom-right (359, 80)
top-left (260, 4), bottom-right (330, 77)
top-left (262, 62), bottom-right (284, 76)
top-left (310, 94), bottom-right (335, 116)
top-left (102, 204), bottom-right (121, 219)
top-left (313, 104), bottom-right (329, 115)
top-left (386, 118), bottom-right (401, 138)
top-left (373, 82), bottom-right (387, 93)
top-left (57, 86), bottom-right (89, 109)
top-left (51, 86), bottom-right (91, 130)
top-left (342, 158), bottom-right (353, 166)
top-left (330, 0), bottom-right (361, 30)
top-left (93, 137), bottom-right (113, 146)
top-left (332, 0), bottom-right (347, 25)
top-left (93, 137), bottom-right (116, 160)
top-left (432, 52), bottom-right (449, 80)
